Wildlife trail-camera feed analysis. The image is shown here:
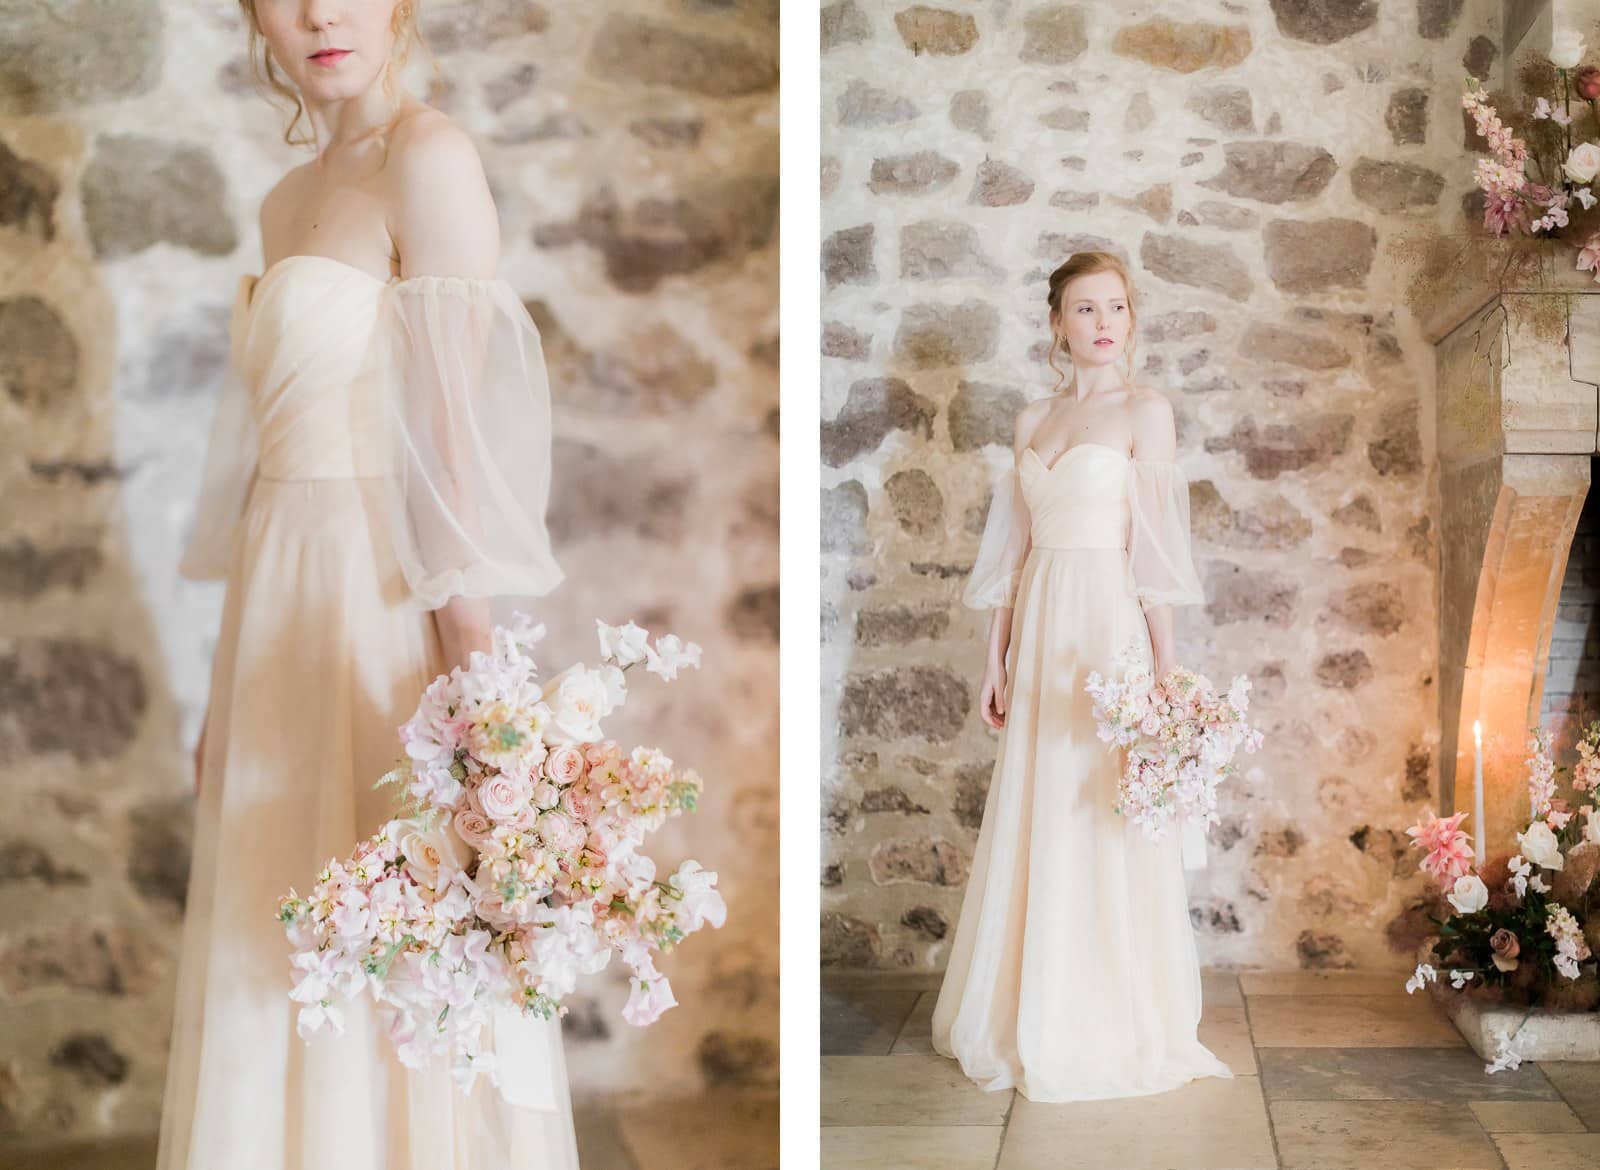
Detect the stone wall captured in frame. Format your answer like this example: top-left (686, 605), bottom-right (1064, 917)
top-left (0, 0), bottom-right (776, 1146)
top-left (820, 0), bottom-right (1502, 974)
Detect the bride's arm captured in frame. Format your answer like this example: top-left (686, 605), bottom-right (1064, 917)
top-left (1127, 391), bottom-right (1201, 677)
top-left (385, 114), bottom-right (505, 669)
top-left (972, 401), bottom-right (1047, 727)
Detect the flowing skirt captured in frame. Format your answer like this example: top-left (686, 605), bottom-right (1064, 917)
top-left (157, 476), bottom-right (579, 1170)
top-left (930, 545), bottom-right (1231, 1102)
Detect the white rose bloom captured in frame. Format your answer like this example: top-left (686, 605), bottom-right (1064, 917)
top-left (544, 667), bottom-right (609, 745)
top-left (1563, 142), bottom-right (1600, 184)
top-left (396, 817), bottom-right (472, 886)
top-left (1552, 28), bottom-right (1587, 70)
top-left (1446, 873), bottom-right (1489, 915)
top-left (1517, 820), bottom-right (1565, 870)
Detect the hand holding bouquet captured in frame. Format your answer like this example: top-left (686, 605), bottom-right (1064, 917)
top-left (277, 615), bottom-right (725, 1091)
top-left (1085, 652), bottom-right (1262, 844)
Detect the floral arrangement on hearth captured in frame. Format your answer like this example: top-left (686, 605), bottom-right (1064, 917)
top-left (1402, 26), bottom-right (1600, 323)
top-left (1404, 722), bottom-right (1600, 1071)
top-left (1462, 28), bottom-right (1600, 275)
top-left (1085, 651), bottom-right (1263, 844)
top-left (276, 615), bottom-right (725, 1091)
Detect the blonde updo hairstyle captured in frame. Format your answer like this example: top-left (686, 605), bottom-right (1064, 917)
top-left (238, 0), bottom-right (443, 149)
top-left (1046, 251), bottom-right (1139, 394)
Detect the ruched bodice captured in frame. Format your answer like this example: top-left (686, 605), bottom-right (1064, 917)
top-left (1019, 442), bottom-right (1130, 551)
top-left (232, 257), bottom-right (392, 482)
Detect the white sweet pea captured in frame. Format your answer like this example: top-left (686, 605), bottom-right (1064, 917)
top-left (1583, 805), bottom-right (1600, 845)
top-left (1405, 963), bottom-right (1437, 994)
top-left (646, 634), bottom-right (703, 681)
top-left (1563, 142), bottom-right (1600, 185)
top-left (1578, 187), bottom-right (1598, 211)
top-left (668, 860), bottom-right (728, 932)
top-left (1446, 873), bottom-right (1489, 915)
top-left (1485, 1028), bottom-right (1528, 1074)
top-left (1448, 968), bottom-right (1477, 990)
top-left (1517, 820), bottom-right (1565, 870)
top-left (596, 619), bottom-right (651, 667)
top-left (1552, 28), bottom-right (1587, 70)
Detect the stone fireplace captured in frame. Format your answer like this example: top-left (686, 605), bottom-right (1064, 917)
top-left (1431, 263), bottom-right (1600, 856)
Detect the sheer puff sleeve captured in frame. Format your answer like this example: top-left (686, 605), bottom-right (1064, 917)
top-left (177, 276), bottom-right (258, 581)
top-left (1125, 460), bottom-right (1203, 608)
top-left (377, 275), bottom-right (564, 609)
top-left (962, 464), bottom-right (1031, 610)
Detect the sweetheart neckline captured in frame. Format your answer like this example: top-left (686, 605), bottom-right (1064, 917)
top-left (245, 253), bottom-right (399, 311)
top-left (1022, 441), bottom-right (1131, 474)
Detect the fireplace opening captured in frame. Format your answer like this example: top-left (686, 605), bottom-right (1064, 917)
top-left (1545, 458), bottom-right (1600, 768)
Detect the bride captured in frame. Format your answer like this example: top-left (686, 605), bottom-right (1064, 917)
top-left (930, 251), bottom-right (1232, 1102)
top-left (159, 2), bottom-right (576, 1166)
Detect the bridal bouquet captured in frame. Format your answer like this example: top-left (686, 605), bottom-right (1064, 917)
top-left (277, 615), bottom-right (725, 1090)
top-left (1084, 653), bottom-right (1262, 843)
top-left (1404, 724), bottom-right (1600, 1072)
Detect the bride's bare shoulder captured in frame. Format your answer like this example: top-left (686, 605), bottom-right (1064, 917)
top-left (385, 105), bottom-right (485, 182)
top-left (382, 106), bottom-right (498, 272)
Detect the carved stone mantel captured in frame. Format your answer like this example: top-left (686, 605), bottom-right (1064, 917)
top-left (1434, 261), bottom-right (1600, 857)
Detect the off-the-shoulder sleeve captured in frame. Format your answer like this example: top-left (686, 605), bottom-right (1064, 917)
top-left (178, 302), bottom-right (258, 580)
top-left (1125, 459), bottom-right (1203, 608)
top-left (376, 275), bottom-right (564, 609)
top-left (963, 465), bottom-right (1031, 609)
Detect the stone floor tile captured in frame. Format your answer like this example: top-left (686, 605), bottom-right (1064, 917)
top-left (1240, 970), bottom-right (1409, 997)
top-left (822, 968), bottom-right (944, 993)
top-left (0, 1136), bottom-right (158, 1170)
top-left (823, 987), bottom-right (923, 1056)
top-left (823, 1054), bottom-right (1014, 1127)
top-left (1493, 1132), bottom-right (1600, 1169)
top-left (575, 1102), bottom-right (642, 1170)
top-left (1199, 1004), bottom-right (1257, 1075)
top-left (1248, 993), bottom-right (1463, 1047)
top-left (890, 990), bottom-right (938, 1055)
top-left (1541, 1060), bottom-right (1600, 1130)
top-left (1271, 1100), bottom-right (1501, 1170)
top-left (1201, 971), bottom-right (1244, 1009)
top-left (1469, 1099), bottom-right (1587, 1133)
top-left (822, 1125), bottom-right (1006, 1170)
top-left (1258, 1045), bottom-right (1558, 1101)
top-left (995, 1073), bottom-right (1275, 1170)
top-left (616, 1093), bottom-right (777, 1170)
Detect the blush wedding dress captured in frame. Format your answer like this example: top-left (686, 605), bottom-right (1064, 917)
top-left (930, 440), bottom-right (1232, 1102)
top-left (157, 255), bottom-right (577, 1169)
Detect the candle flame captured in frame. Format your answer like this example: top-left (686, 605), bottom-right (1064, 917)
top-left (1473, 719), bottom-right (1482, 747)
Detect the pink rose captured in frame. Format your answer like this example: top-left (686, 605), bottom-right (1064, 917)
top-left (478, 773), bottom-right (533, 824)
top-left (560, 785), bottom-right (597, 821)
top-left (452, 810), bottom-right (493, 848)
top-left (1577, 66), bottom-right (1600, 102)
top-left (545, 744), bottom-right (587, 786)
top-left (538, 810), bottom-right (588, 855)
top-left (531, 782), bottom-right (561, 810)
top-left (1490, 928), bottom-right (1521, 972)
